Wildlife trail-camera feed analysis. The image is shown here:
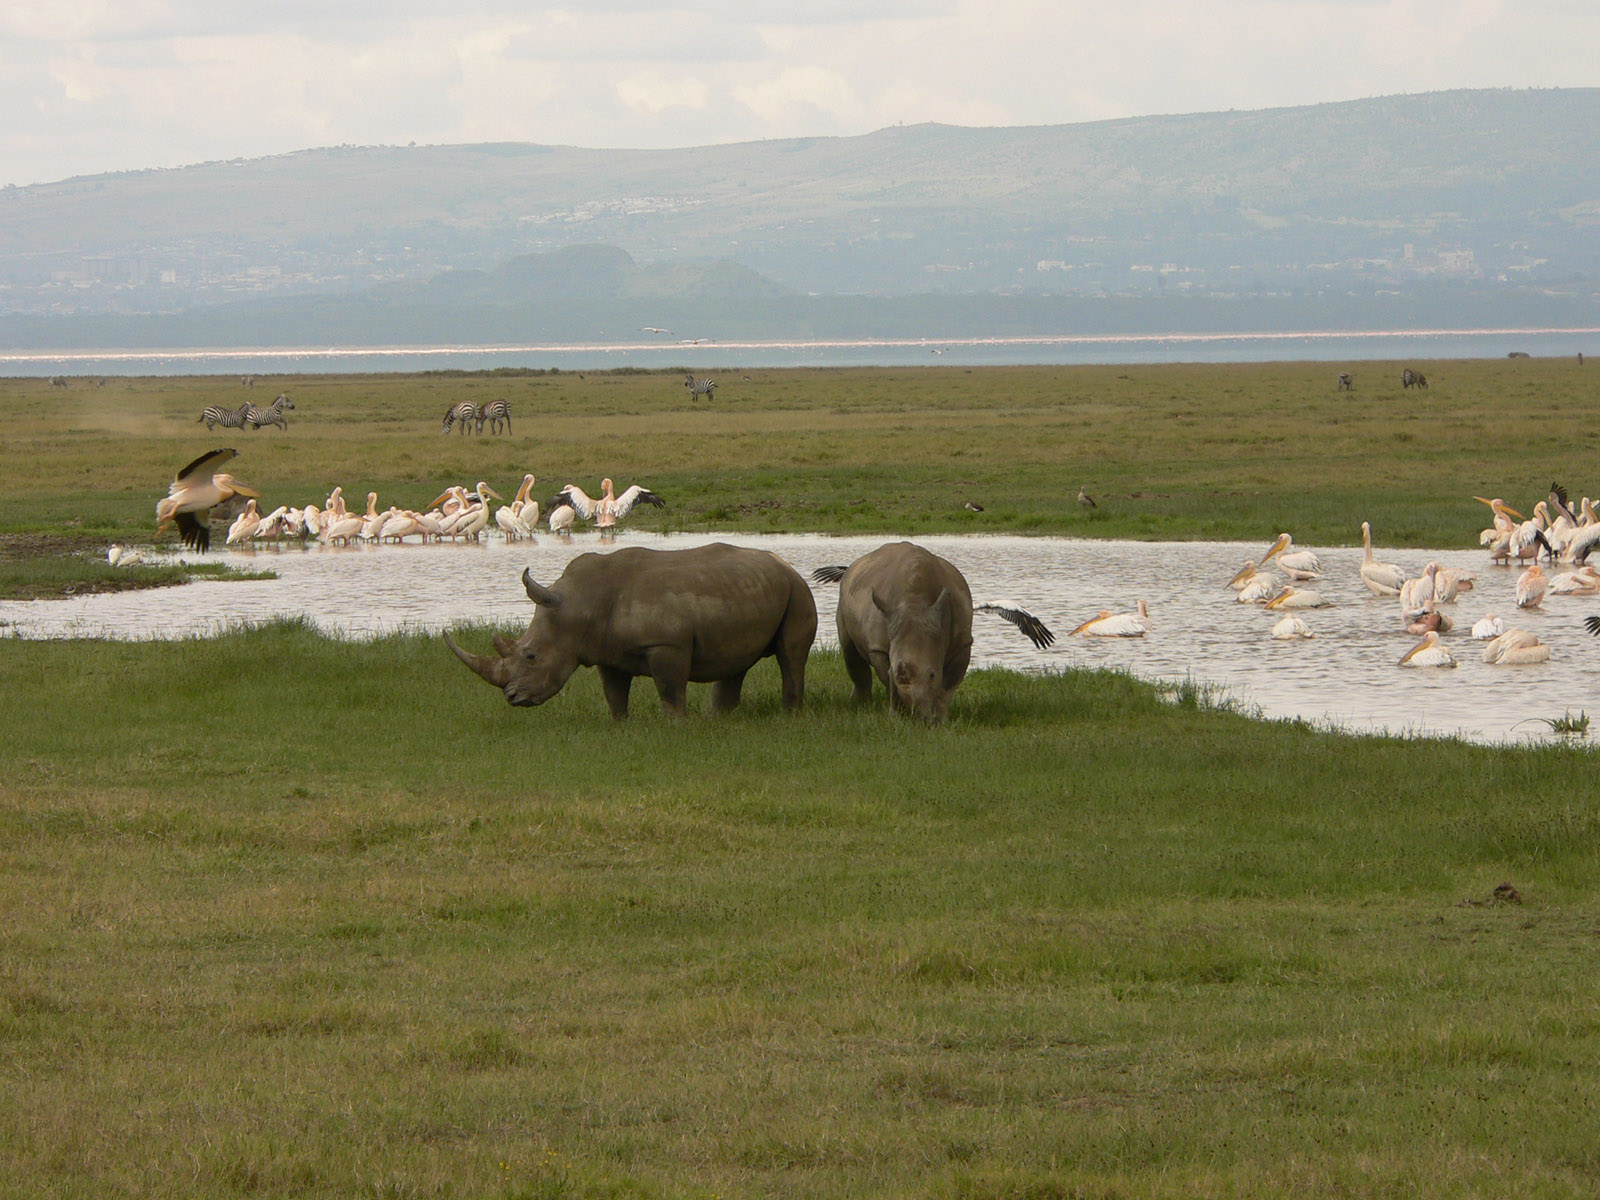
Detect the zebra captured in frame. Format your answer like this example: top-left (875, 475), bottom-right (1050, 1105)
top-left (684, 372), bottom-right (717, 400)
top-left (244, 393), bottom-right (295, 430)
top-left (441, 401), bottom-right (479, 434)
top-left (475, 399), bottom-right (512, 435)
top-left (1401, 368), bottom-right (1428, 389)
top-left (198, 402), bottom-right (251, 430)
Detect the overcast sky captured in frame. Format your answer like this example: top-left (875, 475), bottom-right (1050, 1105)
top-left (4, 0), bottom-right (1597, 188)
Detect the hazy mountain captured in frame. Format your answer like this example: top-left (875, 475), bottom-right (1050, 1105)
top-left (2, 88), bottom-right (1596, 345)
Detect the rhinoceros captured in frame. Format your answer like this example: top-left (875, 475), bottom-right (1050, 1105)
top-left (446, 542), bottom-right (817, 718)
top-left (812, 542), bottom-right (1053, 723)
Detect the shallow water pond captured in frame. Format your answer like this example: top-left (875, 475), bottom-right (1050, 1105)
top-left (4, 532), bottom-right (1596, 746)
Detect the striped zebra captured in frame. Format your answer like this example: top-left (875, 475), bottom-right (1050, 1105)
top-left (441, 401), bottom-right (479, 434)
top-left (684, 372), bottom-right (717, 400)
top-left (1401, 368), bottom-right (1428, 389)
top-left (198, 402), bottom-right (251, 430)
top-left (244, 393), bottom-right (295, 430)
top-left (475, 399), bottom-right (512, 435)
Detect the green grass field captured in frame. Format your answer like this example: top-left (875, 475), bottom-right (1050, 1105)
top-left (3, 361), bottom-right (1600, 1197)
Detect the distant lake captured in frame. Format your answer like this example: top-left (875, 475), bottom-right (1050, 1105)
top-left (1, 326), bottom-right (1595, 376)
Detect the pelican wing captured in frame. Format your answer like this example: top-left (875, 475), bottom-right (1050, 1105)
top-left (174, 510), bottom-right (211, 552)
top-left (174, 447), bottom-right (236, 485)
top-left (811, 564), bottom-right (849, 585)
top-left (976, 603), bottom-right (1055, 649)
top-left (556, 485), bottom-right (595, 521)
top-left (613, 485), bottom-right (665, 517)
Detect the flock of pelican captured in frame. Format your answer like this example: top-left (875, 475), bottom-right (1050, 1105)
top-left (153, 451), bottom-right (666, 552)
top-left (1068, 490), bottom-right (1600, 668)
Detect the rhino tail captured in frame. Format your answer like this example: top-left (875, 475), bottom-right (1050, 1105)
top-left (811, 564), bottom-right (848, 585)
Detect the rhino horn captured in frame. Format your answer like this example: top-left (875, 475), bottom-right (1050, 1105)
top-left (522, 568), bottom-right (562, 608)
top-left (491, 632), bottom-right (516, 657)
top-left (444, 632), bottom-right (511, 687)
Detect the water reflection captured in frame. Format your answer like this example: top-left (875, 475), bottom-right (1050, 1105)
top-left (4, 531), bottom-right (1597, 746)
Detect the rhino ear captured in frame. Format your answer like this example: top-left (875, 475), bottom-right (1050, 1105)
top-left (933, 588), bottom-right (953, 633)
top-left (522, 568), bottom-right (562, 608)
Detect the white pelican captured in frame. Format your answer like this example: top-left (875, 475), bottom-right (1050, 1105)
top-left (381, 509), bottom-right (420, 542)
top-left (1263, 585), bottom-right (1330, 610)
top-left (1516, 564), bottom-right (1547, 609)
top-left (1406, 598), bottom-right (1453, 636)
top-left (1398, 630), bottom-right (1456, 668)
top-left (509, 473), bottom-right (540, 530)
top-left (1227, 560), bottom-right (1280, 604)
top-left (1548, 566), bottom-right (1600, 595)
top-left (107, 544), bottom-right (125, 567)
top-left (1259, 533), bottom-right (1323, 580)
top-left (225, 500), bottom-right (261, 546)
top-left (252, 504), bottom-right (290, 541)
top-left (1475, 497), bottom-right (1523, 564)
top-left (1470, 613), bottom-right (1504, 640)
top-left (156, 448), bottom-right (261, 552)
top-left (359, 492), bottom-right (391, 542)
top-left (1561, 498), bottom-right (1600, 563)
top-left (1509, 502), bottom-right (1553, 564)
top-left (319, 511), bottom-right (365, 546)
top-left (1482, 628), bottom-right (1551, 665)
top-left (1270, 615), bottom-right (1314, 639)
top-left (1358, 522), bottom-right (1406, 596)
top-left (551, 478), bottom-right (665, 529)
top-left (548, 503), bottom-right (575, 534)
top-left (1432, 566), bottom-right (1474, 602)
top-left (1398, 563), bottom-right (1440, 621)
top-left (1069, 601), bottom-right (1150, 637)
top-left (106, 544), bottom-right (144, 567)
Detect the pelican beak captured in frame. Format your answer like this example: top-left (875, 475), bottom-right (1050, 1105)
top-left (481, 486), bottom-right (503, 501)
top-left (428, 490), bottom-right (453, 509)
top-left (1499, 504), bottom-right (1524, 520)
top-left (233, 484), bottom-right (262, 499)
top-left (1258, 534), bottom-right (1288, 564)
top-left (1225, 562), bottom-right (1255, 589)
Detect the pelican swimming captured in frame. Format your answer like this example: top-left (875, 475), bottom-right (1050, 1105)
top-left (1270, 615), bottom-right (1314, 639)
top-left (1516, 563), bottom-right (1547, 609)
top-left (551, 478), bottom-right (665, 529)
top-left (1406, 597), bottom-right (1453, 636)
top-left (1398, 630), bottom-right (1456, 668)
top-left (155, 448), bottom-right (261, 552)
top-left (1358, 522), bottom-right (1407, 596)
top-left (1470, 613), bottom-right (1504, 640)
top-left (1259, 533), bottom-right (1323, 580)
top-left (1263, 585), bottom-right (1330, 610)
top-left (1069, 601), bottom-right (1151, 637)
top-left (1548, 566), bottom-right (1600, 594)
top-left (1227, 560), bottom-right (1280, 604)
top-left (1482, 628), bottom-right (1551, 665)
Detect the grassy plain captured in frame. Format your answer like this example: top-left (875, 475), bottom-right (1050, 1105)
top-left (0, 357), bottom-right (1594, 549)
top-left (4, 623), bottom-right (1600, 1199)
top-left (3, 360), bottom-right (1600, 1197)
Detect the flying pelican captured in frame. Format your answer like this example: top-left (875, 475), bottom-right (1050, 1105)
top-left (1398, 630), bottom-right (1456, 668)
top-left (1076, 486), bottom-right (1096, 510)
top-left (1358, 522), bottom-right (1407, 596)
top-left (551, 478), bottom-right (665, 529)
top-left (1470, 613), bottom-right (1504, 640)
top-left (1263, 585), bottom-right (1330, 610)
top-left (1516, 564), bottom-right (1547, 609)
top-left (1069, 601), bottom-right (1151, 637)
top-left (1259, 533), bottom-right (1323, 580)
top-left (155, 448), bottom-right (261, 552)
top-left (1482, 628), bottom-right (1551, 665)
top-left (1549, 566), bottom-right (1600, 595)
top-left (1270, 615), bottom-right (1314, 639)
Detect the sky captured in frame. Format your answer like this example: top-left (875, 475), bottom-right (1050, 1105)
top-left (3, 0), bottom-right (1598, 188)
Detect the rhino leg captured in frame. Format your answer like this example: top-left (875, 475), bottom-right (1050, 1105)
top-left (597, 665), bottom-right (633, 720)
top-left (711, 672), bottom-right (746, 712)
top-left (645, 648), bottom-right (691, 717)
top-left (841, 637), bottom-right (874, 704)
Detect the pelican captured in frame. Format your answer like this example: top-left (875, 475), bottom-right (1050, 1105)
top-left (1470, 613), bottom-right (1504, 640)
top-left (1406, 598), bottom-right (1453, 636)
top-left (1475, 497), bottom-right (1523, 565)
top-left (1069, 601), bottom-right (1151, 637)
top-left (1398, 562), bottom-right (1440, 621)
top-left (381, 509), bottom-right (420, 542)
top-left (1263, 585), bottom-right (1330, 610)
top-left (1259, 533), bottom-right (1323, 580)
top-left (1562, 498), bottom-right (1600, 563)
top-left (156, 448), bottom-right (261, 552)
top-left (107, 544), bottom-right (125, 567)
top-left (1509, 502), bottom-right (1553, 564)
top-left (509, 473), bottom-right (540, 530)
top-left (1270, 615), bottom-right (1314, 639)
top-left (1227, 560), bottom-right (1280, 604)
top-left (1516, 564), bottom-right (1547, 609)
top-left (1358, 522), bottom-right (1407, 596)
top-left (1548, 566), bottom-right (1600, 595)
top-left (1076, 486), bottom-right (1096, 510)
top-left (106, 544), bottom-right (143, 567)
top-left (252, 504), bottom-right (290, 541)
top-left (1432, 566), bottom-right (1474, 602)
top-left (319, 510), bottom-right (365, 546)
top-left (359, 492), bottom-right (391, 542)
top-left (1482, 628), bottom-right (1551, 665)
top-left (548, 503), bottom-right (575, 534)
top-left (551, 478), bottom-right (665, 529)
top-left (1398, 630), bottom-right (1456, 668)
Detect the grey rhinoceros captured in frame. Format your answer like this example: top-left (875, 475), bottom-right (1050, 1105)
top-left (446, 542), bottom-right (817, 718)
top-left (812, 541), bottom-right (1053, 723)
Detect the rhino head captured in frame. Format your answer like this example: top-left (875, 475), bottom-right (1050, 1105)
top-left (445, 568), bottom-right (583, 706)
top-left (874, 587), bottom-right (955, 724)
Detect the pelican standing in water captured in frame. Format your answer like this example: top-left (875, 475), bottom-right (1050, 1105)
top-left (1259, 533), bottom-right (1323, 580)
top-left (1358, 522), bottom-right (1407, 596)
top-left (1475, 496), bottom-right (1523, 564)
top-left (155, 448), bottom-right (262, 552)
top-left (550, 478), bottom-right (665, 529)
top-left (1398, 630), bottom-right (1456, 668)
